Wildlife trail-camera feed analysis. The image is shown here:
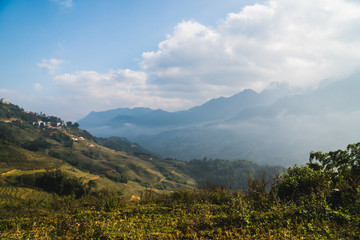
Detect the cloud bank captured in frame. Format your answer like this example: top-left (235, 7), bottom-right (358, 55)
top-left (54, 69), bottom-right (192, 112)
top-left (52, 0), bottom-right (360, 118)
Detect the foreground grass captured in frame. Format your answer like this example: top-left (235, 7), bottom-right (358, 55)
top-left (1, 188), bottom-right (359, 239)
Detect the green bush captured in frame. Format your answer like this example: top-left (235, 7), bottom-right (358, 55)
top-left (104, 172), bottom-right (128, 183)
top-left (81, 149), bottom-right (100, 159)
top-left (276, 165), bottom-right (330, 203)
top-left (22, 137), bottom-right (51, 152)
top-left (16, 170), bottom-right (87, 198)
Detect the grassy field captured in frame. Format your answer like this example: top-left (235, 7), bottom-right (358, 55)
top-left (0, 186), bottom-right (53, 204)
top-left (0, 187), bottom-right (359, 239)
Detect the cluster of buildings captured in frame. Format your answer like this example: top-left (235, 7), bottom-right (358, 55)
top-left (34, 121), bottom-right (89, 144)
top-left (32, 120), bottom-right (66, 129)
top-left (72, 136), bottom-right (85, 141)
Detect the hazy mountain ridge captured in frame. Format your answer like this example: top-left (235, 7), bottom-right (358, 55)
top-left (78, 74), bottom-right (360, 166)
top-left (78, 88), bottom-right (277, 130)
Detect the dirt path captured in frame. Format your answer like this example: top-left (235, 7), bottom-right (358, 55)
top-left (83, 175), bottom-right (100, 183)
top-left (1, 169), bottom-right (19, 176)
top-left (151, 167), bottom-right (177, 187)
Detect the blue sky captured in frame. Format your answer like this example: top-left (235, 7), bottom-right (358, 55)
top-left (1, 0), bottom-right (360, 121)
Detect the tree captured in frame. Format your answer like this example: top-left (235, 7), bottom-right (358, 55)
top-left (308, 142), bottom-right (360, 208)
top-left (276, 165), bottom-right (330, 203)
top-left (309, 142), bottom-right (360, 177)
top-left (22, 137), bottom-right (51, 151)
top-left (276, 142), bottom-right (360, 210)
top-left (34, 170), bottom-right (87, 198)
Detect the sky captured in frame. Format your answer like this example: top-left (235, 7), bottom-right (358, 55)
top-left (1, 0), bottom-right (360, 121)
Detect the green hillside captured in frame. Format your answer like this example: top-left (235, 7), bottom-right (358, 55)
top-left (0, 102), bottom-right (198, 200)
top-left (0, 101), bottom-right (283, 202)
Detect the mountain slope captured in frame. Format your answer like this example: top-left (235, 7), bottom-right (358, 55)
top-left (229, 73), bottom-right (360, 122)
top-left (78, 74), bottom-right (360, 166)
top-left (0, 101), bottom-right (282, 199)
top-left (139, 74), bottom-right (360, 165)
top-left (0, 103), bottom-right (196, 199)
top-left (77, 88), bottom-right (276, 136)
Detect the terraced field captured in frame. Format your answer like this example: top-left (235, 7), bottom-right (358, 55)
top-left (0, 186), bottom-right (53, 204)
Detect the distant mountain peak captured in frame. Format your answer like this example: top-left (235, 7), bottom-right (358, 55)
top-left (242, 88), bottom-right (257, 94)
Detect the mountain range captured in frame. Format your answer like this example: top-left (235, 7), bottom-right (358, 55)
top-left (78, 73), bottom-right (360, 166)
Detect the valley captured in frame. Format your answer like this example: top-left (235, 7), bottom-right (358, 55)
top-left (1, 100), bottom-right (359, 239)
top-left (78, 73), bottom-right (360, 166)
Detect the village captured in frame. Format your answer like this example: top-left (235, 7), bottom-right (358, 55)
top-left (1, 98), bottom-right (97, 148)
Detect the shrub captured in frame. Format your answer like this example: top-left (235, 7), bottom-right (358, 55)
top-left (104, 172), bottom-right (129, 183)
top-left (35, 170), bottom-right (87, 198)
top-left (246, 172), bottom-right (271, 210)
top-left (22, 137), bottom-right (51, 151)
top-left (276, 165), bottom-right (330, 203)
top-left (16, 170), bottom-right (87, 198)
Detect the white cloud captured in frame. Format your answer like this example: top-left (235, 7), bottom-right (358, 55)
top-left (53, 69), bottom-right (192, 114)
top-left (52, 0), bottom-right (360, 115)
top-left (54, 69), bottom-right (147, 97)
top-left (37, 58), bottom-right (64, 74)
top-left (142, 0), bottom-right (360, 97)
top-left (50, 0), bottom-right (73, 8)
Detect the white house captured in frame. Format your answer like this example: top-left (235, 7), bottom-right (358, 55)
top-left (0, 98), bottom-right (10, 104)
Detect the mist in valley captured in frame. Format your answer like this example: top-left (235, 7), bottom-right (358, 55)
top-left (79, 73), bottom-right (360, 166)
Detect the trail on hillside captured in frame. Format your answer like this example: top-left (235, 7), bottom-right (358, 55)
top-left (83, 175), bottom-right (100, 183)
top-left (1, 169), bottom-right (19, 176)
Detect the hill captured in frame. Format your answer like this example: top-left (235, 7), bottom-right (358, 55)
top-left (0, 101), bottom-right (283, 201)
top-left (0, 102), bottom-right (197, 199)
